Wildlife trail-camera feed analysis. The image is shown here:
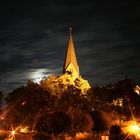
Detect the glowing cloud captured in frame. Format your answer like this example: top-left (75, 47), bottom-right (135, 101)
top-left (28, 68), bottom-right (51, 83)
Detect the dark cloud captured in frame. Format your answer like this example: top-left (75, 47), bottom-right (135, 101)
top-left (0, 1), bottom-right (140, 93)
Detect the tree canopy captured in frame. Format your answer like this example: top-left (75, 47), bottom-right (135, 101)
top-left (3, 77), bottom-right (140, 136)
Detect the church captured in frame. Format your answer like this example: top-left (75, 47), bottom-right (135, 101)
top-left (41, 28), bottom-right (91, 95)
top-left (61, 28), bottom-right (91, 94)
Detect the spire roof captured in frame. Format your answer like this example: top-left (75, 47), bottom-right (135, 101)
top-left (63, 28), bottom-right (79, 76)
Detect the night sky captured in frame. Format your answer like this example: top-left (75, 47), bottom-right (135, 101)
top-left (0, 1), bottom-right (140, 93)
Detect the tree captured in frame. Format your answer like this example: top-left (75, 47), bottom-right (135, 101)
top-left (67, 107), bottom-right (93, 136)
top-left (5, 81), bottom-right (55, 130)
top-left (109, 125), bottom-right (125, 140)
top-left (50, 112), bottom-right (70, 135)
top-left (0, 91), bottom-right (4, 128)
top-left (35, 111), bottom-right (70, 139)
top-left (0, 91), bottom-right (3, 111)
top-left (40, 74), bottom-right (91, 96)
top-left (90, 110), bottom-right (107, 140)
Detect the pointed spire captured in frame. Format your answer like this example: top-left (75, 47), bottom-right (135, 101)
top-left (63, 27), bottom-right (79, 77)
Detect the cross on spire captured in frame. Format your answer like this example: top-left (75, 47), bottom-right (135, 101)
top-left (69, 27), bottom-right (72, 33)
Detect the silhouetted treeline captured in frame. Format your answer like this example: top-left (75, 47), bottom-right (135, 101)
top-left (0, 78), bottom-right (140, 137)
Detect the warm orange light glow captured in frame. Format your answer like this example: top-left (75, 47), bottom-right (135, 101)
top-left (113, 98), bottom-right (123, 107)
top-left (76, 132), bottom-right (91, 139)
top-left (131, 124), bottom-right (139, 132)
top-left (21, 101), bottom-right (26, 106)
top-left (122, 121), bottom-right (140, 138)
top-left (128, 123), bottom-right (140, 139)
top-left (11, 130), bottom-right (15, 135)
top-left (7, 125), bottom-right (17, 139)
top-left (7, 129), bottom-right (16, 140)
top-left (0, 116), bottom-right (4, 120)
top-left (17, 125), bottom-right (30, 133)
top-left (138, 134), bottom-right (140, 138)
top-left (134, 85), bottom-right (140, 95)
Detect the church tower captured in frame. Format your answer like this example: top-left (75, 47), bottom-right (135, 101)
top-left (63, 28), bottom-right (79, 77)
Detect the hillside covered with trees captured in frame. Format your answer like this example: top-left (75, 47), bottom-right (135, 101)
top-left (0, 75), bottom-right (140, 138)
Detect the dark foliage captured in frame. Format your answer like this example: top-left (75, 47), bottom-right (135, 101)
top-left (90, 110), bottom-right (107, 133)
top-left (35, 111), bottom-right (70, 135)
top-left (109, 125), bottom-right (121, 135)
top-left (4, 78), bottom-right (140, 134)
top-left (50, 112), bottom-right (70, 134)
top-left (109, 125), bottom-right (126, 140)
